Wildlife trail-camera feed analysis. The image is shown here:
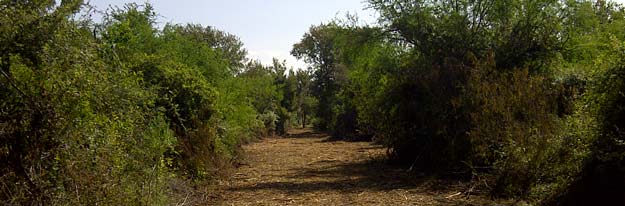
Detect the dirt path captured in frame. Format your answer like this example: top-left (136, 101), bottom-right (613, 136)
top-left (211, 129), bottom-right (504, 206)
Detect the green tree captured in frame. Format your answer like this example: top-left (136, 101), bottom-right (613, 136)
top-left (294, 69), bottom-right (316, 128)
top-left (292, 23), bottom-right (345, 131)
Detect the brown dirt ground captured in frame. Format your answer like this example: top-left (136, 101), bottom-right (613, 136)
top-left (209, 128), bottom-right (511, 206)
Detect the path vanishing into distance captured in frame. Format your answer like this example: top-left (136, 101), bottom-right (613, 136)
top-left (209, 128), bottom-right (509, 206)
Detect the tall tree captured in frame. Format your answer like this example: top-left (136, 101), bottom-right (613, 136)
top-left (294, 69), bottom-right (315, 128)
top-left (291, 23), bottom-right (344, 131)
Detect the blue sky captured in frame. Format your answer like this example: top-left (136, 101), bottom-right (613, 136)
top-left (89, 0), bottom-right (378, 69)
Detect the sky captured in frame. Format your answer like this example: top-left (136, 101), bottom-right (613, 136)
top-left (89, 0), bottom-right (378, 70)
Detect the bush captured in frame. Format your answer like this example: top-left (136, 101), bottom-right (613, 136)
top-left (0, 1), bottom-right (281, 204)
top-left (550, 45), bottom-right (625, 205)
top-left (466, 55), bottom-right (564, 197)
top-left (0, 1), bottom-right (175, 204)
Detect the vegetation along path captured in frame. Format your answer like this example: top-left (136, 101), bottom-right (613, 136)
top-left (211, 129), bottom-right (506, 206)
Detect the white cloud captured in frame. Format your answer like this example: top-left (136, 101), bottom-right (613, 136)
top-left (247, 50), bottom-right (309, 71)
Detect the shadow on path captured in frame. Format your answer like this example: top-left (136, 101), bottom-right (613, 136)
top-left (215, 128), bottom-right (503, 205)
top-left (227, 157), bottom-right (460, 195)
top-left (285, 130), bottom-right (328, 139)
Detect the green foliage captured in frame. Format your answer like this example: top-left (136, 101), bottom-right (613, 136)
top-left (214, 73), bottom-right (266, 150)
top-left (292, 23), bottom-right (346, 131)
top-left (101, 3), bottom-right (217, 178)
top-left (235, 59), bottom-right (302, 136)
top-left (292, 0), bottom-right (625, 202)
top-left (0, 1), bottom-right (175, 204)
top-left (465, 55), bottom-right (564, 197)
top-left (593, 58), bottom-right (625, 165)
top-left (544, 37), bottom-right (625, 205)
top-left (368, 0), bottom-right (563, 72)
top-left (293, 69), bottom-right (317, 128)
top-left (159, 24), bottom-right (237, 82)
top-left (0, 1), bottom-right (287, 204)
top-left (165, 24), bottom-right (248, 72)
top-left (5, 0), bottom-right (625, 204)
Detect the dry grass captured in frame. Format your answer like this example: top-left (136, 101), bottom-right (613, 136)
top-left (208, 128), bottom-right (511, 206)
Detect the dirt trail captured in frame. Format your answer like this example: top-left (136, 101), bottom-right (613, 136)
top-left (211, 128), bottom-right (504, 206)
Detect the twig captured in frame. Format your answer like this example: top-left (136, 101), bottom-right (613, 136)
top-left (0, 60), bottom-right (29, 99)
top-left (446, 192), bottom-right (462, 199)
top-left (407, 146), bottom-right (426, 172)
top-left (176, 192), bottom-right (190, 206)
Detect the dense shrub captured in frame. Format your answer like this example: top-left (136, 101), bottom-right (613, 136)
top-left (0, 1), bottom-right (294, 204)
top-left (292, 0), bottom-right (625, 202)
top-left (549, 40), bottom-right (625, 205)
top-left (465, 55), bottom-right (564, 197)
top-left (0, 1), bottom-right (175, 204)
